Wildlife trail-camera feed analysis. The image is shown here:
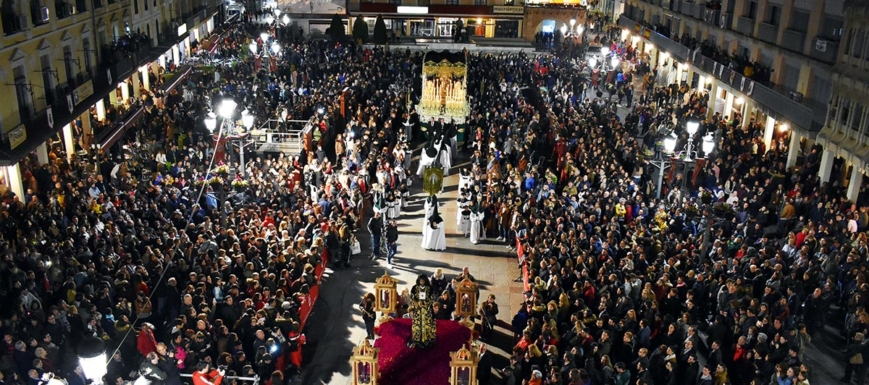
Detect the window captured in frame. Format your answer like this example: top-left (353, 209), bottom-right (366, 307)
top-left (475, 0), bottom-right (487, 4)
top-left (746, 1), bottom-right (757, 18)
top-left (854, 29), bottom-right (864, 58)
top-left (821, 16), bottom-right (844, 40)
top-left (83, 40), bottom-right (92, 74)
top-left (133, 0), bottom-right (138, 14)
top-left (388, 0), bottom-right (400, 5)
top-left (765, 5), bottom-right (779, 25)
top-left (63, 48), bottom-right (74, 86)
top-left (445, 0), bottom-right (458, 4)
top-left (845, 28), bottom-right (854, 54)
top-left (789, 10), bottom-right (808, 32)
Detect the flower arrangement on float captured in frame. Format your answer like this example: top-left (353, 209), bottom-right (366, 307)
top-left (212, 162), bottom-right (230, 175)
top-left (231, 178), bottom-right (249, 190)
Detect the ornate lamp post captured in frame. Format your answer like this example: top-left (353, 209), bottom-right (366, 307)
top-left (350, 339), bottom-right (380, 385)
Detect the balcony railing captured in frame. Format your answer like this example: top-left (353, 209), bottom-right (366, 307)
top-left (756, 22), bottom-right (777, 43)
top-left (1, 12), bottom-right (26, 35)
top-left (810, 37), bottom-right (839, 64)
top-left (618, 14), bottom-right (826, 133)
top-left (735, 16), bottom-right (753, 35)
top-left (781, 29), bottom-right (806, 53)
top-left (55, 1), bottom-right (77, 18)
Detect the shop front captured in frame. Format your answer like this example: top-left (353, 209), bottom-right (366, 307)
top-left (354, 4), bottom-right (525, 39)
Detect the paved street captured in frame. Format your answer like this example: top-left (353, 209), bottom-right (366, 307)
top-left (300, 155), bottom-right (522, 385)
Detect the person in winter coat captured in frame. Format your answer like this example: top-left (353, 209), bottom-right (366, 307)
top-left (135, 352), bottom-right (168, 385)
top-left (156, 343), bottom-right (182, 385)
top-left (137, 323), bottom-right (158, 358)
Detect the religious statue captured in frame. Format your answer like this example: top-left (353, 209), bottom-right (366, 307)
top-left (408, 274), bottom-right (437, 348)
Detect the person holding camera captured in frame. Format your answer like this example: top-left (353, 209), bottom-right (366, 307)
top-left (479, 294), bottom-right (499, 342)
top-left (191, 361), bottom-right (224, 385)
top-left (155, 343), bottom-right (181, 385)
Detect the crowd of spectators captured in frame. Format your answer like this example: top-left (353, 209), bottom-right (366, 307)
top-left (454, 30), bottom-right (868, 385)
top-left (671, 33), bottom-right (773, 86)
top-left (0, 8), bottom-right (866, 385)
top-left (0, 13), bottom-right (423, 385)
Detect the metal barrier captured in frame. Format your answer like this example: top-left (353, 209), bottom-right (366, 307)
top-left (250, 119), bottom-right (309, 154)
top-left (179, 373), bottom-right (260, 385)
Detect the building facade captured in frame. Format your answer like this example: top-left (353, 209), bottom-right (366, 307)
top-left (619, 0), bottom-right (844, 187)
top-left (347, 0), bottom-right (605, 41)
top-left (816, 0), bottom-right (869, 201)
top-left (0, 0), bottom-right (221, 199)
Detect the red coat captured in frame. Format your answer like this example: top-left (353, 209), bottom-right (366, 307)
top-left (192, 370), bottom-right (223, 385)
top-left (136, 330), bottom-right (157, 357)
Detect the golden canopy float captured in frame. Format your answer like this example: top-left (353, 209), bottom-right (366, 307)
top-left (418, 50), bottom-right (470, 125)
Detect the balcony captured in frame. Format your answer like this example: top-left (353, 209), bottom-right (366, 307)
top-left (780, 29), bottom-right (805, 53)
top-left (30, 1), bottom-right (49, 27)
top-left (810, 37), bottom-right (839, 64)
top-left (756, 22), bottom-right (777, 43)
top-left (1, 11), bottom-right (26, 35)
top-left (703, 8), bottom-right (719, 24)
top-left (680, 1), bottom-right (693, 16)
top-left (618, 14), bottom-right (826, 134)
top-left (55, 0), bottom-right (78, 18)
top-left (735, 16), bottom-right (753, 35)
top-left (670, 0), bottom-right (681, 12)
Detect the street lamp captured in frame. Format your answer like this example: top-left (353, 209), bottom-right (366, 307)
top-left (282, 14), bottom-right (290, 25)
top-left (577, 25), bottom-right (584, 35)
top-left (77, 336), bottom-right (107, 385)
top-left (241, 111), bottom-right (255, 131)
top-left (601, 46), bottom-right (610, 56)
top-left (663, 134), bottom-right (677, 155)
top-left (684, 120), bottom-right (700, 162)
top-left (204, 113), bottom-right (217, 133)
top-left (219, 99), bottom-right (238, 120)
top-left (702, 134), bottom-right (715, 158)
top-left (588, 57), bottom-right (598, 68)
top-left (274, 8), bottom-right (282, 17)
top-left (249, 42), bottom-right (258, 55)
top-left (560, 24), bottom-right (568, 36)
top-left (610, 56), bottom-right (620, 69)
top-left (271, 42), bottom-right (281, 55)
top-left (260, 32), bottom-right (270, 43)
top-left (266, 15), bottom-right (275, 24)
top-left (570, 18), bottom-right (576, 28)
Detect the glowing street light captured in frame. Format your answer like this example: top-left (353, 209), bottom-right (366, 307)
top-left (686, 120), bottom-right (700, 136)
top-left (702, 134), bottom-right (716, 156)
top-left (577, 25), bottom-right (584, 35)
top-left (77, 336), bottom-right (107, 385)
top-left (271, 42), bottom-right (281, 55)
top-left (266, 15), bottom-right (275, 24)
top-left (560, 24), bottom-right (568, 35)
top-left (219, 99), bottom-right (238, 120)
top-left (249, 42), bottom-right (258, 55)
top-left (282, 14), bottom-right (290, 25)
top-left (610, 56), bottom-right (620, 69)
top-left (601, 46), bottom-right (610, 56)
top-left (260, 32), bottom-right (270, 43)
top-left (274, 8), bottom-right (282, 17)
top-left (204, 114), bottom-right (217, 133)
top-left (663, 134), bottom-right (677, 154)
top-left (242, 111), bottom-right (256, 130)
top-left (588, 57), bottom-right (598, 68)
top-left (569, 18), bottom-right (576, 28)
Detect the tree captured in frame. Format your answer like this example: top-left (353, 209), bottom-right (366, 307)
top-left (329, 14), bottom-right (346, 41)
top-left (372, 14), bottom-right (388, 45)
top-left (352, 16), bottom-right (369, 43)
